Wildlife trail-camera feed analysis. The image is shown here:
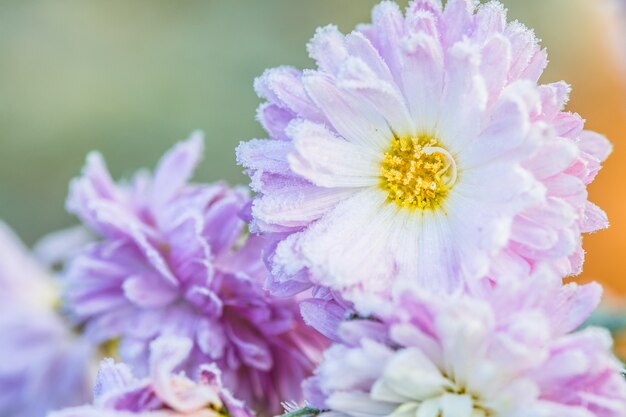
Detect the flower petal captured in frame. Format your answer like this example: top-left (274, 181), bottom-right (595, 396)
top-left (288, 121), bottom-right (380, 188)
top-left (303, 73), bottom-right (392, 150)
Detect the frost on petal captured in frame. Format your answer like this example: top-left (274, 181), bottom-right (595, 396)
top-left (337, 57), bottom-right (415, 136)
top-left (401, 32), bottom-right (444, 131)
top-left (256, 103), bottom-right (295, 140)
top-left (442, 0), bottom-right (476, 45)
top-left (578, 130), bottom-right (613, 162)
top-left (66, 152), bottom-right (126, 238)
top-left (93, 359), bottom-right (136, 401)
top-left (300, 298), bottom-right (348, 341)
top-left (303, 73), bottom-right (391, 150)
top-left (307, 25), bottom-right (349, 76)
top-left (150, 131), bottom-right (204, 211)
top-left (288, 121), bottom-right (380, 188)
top-left (580, 201), bottom-right (609, 233)
top-left (258, 66), bottom-right (324, 122)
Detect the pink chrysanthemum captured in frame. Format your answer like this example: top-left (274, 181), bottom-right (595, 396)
top-left (237, 0), bottom-right (611, 298)
top-left (64, 134), bottom-right (326, 415)
top-left (50, 337), bottom-right (254, 417)
top-left (302, 276), bottom-right (626, 417)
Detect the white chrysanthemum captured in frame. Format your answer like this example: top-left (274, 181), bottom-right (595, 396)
top-left (237, 0), bottom-right (611, 297)
top-left (303, 285), bottom-right (626, 417)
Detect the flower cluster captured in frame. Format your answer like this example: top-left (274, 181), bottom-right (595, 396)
top-left (236, 0), bottom-right (626, 416)
top-left (304, 279), bottom-right (626, 417)
top-left (63, 133), bottom-right (326, 416)
top-left (2, 1), bottom-right (625, 417)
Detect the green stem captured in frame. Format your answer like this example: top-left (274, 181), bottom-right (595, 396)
top-left (280, 406), bottom-right (322, 417)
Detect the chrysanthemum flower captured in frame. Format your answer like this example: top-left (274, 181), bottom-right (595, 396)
top-left (302, 280), bottom-right (626, 417)
top-left (237, 0), bottom-right (611, 297)
top-left (50, 337), bottom-right (254, 417)
top-left (64, 133), bottom-right (326, 415)
top-left (0, 222), bottom-right (94, 417)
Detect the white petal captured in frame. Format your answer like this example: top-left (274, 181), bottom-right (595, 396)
top-left (257, 66), bottom-right (324, 121)
top-left (435, 303), bottom-right (492, 388)
top-left (389, 323), bottom-right (442, 367)
top-left (370, 1), bottom-right (406, 82)
top-left (461, 83), bottom-right (535, 168)
top-left (543, 174), bottom-right (586, 203)
top-left (580, 201), bottom-right (608, 233)
top-left (297, 188), bottom-right (401, 291)
top-left (400, 33), bottom-right (444, 131)
top-left (236, 138), bottom-right (293, 175)
top-left (416, 398), bottom-right (442, 417)
top-left (578, 130), bottom-right (612, 162)
top-left (391, 208), bottom-right (465, 295)
top-left (453, 163), bottom-right (541, 210)
top-left (307, 25), bottom-right (348, 75)
top-left (480, 34), bottom-right (511, 104)
top-left (474, 2), bottom-right (507, 43)
top-left (523, 138), bottom-right (579, 180)
top-left (288, 121), bottom-right (380, 188)
top-left (443, 164), bottom-right (540, 279)
top-left (327, 391), bottom-right (397, 417)
top-left (252, 184), bottom-right (355, 228)
top-left (338, 57), bottom-right (415, 136)
top-left (440, 394), bottom-right (474, 417)
top-left (389, 402), bottom-right (420, 417)
top-left (372, 348), bottom-right (448, 403)
top-left (442, 0), bottom-right (476, 45)
top-left (510, 216), bottom-right (559, 251)
top-left (438, 41), bottom-right (487, 154)
top-left (537, 82), bottom-right (571, 120)
top-left (345, 31), bottom-right (396, 85)
top-left (505, 21), bottom-right (544, 82)
top-left (303, 73), bottom-right (391, 151)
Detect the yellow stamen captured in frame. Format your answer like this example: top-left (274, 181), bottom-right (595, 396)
top-left (100, 338), bottom-right (120, 359)
top-left (380, 135), bottom-right (457, 211)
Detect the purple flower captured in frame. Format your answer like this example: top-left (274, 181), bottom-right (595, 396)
top-left (50, 337), bottom-right (254, 417)
top-left (236, 0), bottom-right (611, 298)
top-left (0, 222), bottom-right (95, 417)
top-left (303, 276), bottom-right (626, 417)
top-left (64, 133), bottom-right (327, 415)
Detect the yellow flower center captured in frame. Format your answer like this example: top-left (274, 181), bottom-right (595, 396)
top-left (380, 135), bottom-right (457, 211)
top-left (443, 384), bottom-right (494, 417)
top-left (208, 403), bottom-right (231, 417)
top-left (100, 338), bottom-right (120, 359)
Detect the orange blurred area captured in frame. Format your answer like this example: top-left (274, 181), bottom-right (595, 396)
top-left (516, 0), bottom-right (626, 295)
top-left (616, 331), bottom-right (626, 358)
top-left (564, 0), bottom-right (626, 355)
top-left (502, 0), bottom-right (626, 355)
top-left (567, 1), bottom-right (626, 297)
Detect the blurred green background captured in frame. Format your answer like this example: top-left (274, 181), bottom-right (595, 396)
top-left (0, 0), bottom-right (392, 244)
top-left (0, 0), bottom-right (624, 259)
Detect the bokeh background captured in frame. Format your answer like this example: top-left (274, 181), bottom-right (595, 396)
top-left (1, 0), bottom-right (625, 346)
